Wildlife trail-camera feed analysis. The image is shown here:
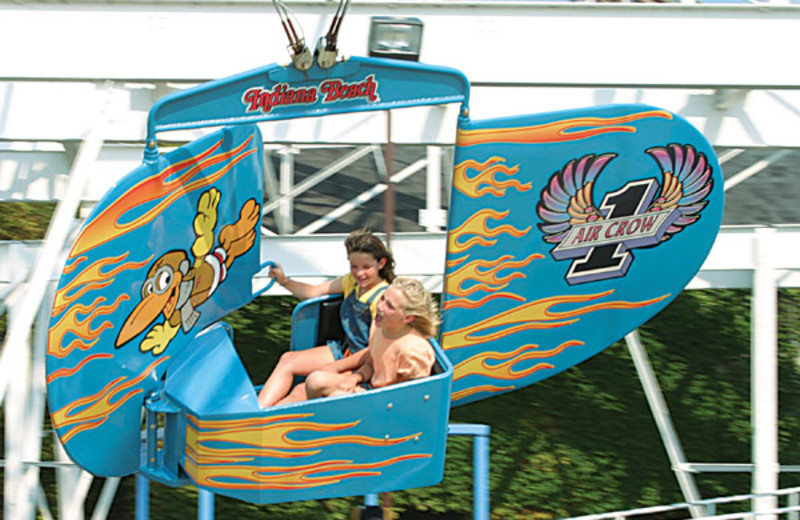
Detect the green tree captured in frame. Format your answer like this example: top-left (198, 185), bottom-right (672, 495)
top-left (0, 202), bottom-right (56, 240)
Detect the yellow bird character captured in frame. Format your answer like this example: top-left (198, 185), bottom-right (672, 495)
top-left (116, 188), bottom-right (260, 355)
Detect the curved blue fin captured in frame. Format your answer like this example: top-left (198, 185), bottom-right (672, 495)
top-left (46, 124), bottom-right (265, 476)
top-left (441, 104), bottom-right (724, 406)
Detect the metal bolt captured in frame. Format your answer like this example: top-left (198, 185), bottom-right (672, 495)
top-left (387, 403), bottom-right (393, 410)
top-left (424, 394), bottom-right (430, 401)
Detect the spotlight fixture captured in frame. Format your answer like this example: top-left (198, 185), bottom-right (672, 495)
top-left (368, 17), bottom-right (423, 61)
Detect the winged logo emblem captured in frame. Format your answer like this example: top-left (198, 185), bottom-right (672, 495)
top-left (537, 143), bottom-right (715, 285)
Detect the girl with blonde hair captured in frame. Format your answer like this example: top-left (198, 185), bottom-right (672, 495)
top-left (305, 277), bottom-right (440, 399)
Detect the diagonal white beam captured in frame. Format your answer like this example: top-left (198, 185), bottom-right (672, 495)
top-left (625, 330), bottom-right (705, 518)
top-left (297, 158), bottom-right (427, 235)
top-left (724, 149), bottom-right (793, 191)
top-left (261, 145), bottom-right (376, 216)
top-left (0, 82), bottom-right (114, 405)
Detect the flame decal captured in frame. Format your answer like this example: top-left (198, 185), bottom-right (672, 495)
top-left (452, 340), bottom-right (582, 382)
top-left (456, 110), bottom-right (672, 147)
top-left (46, 353), bottom-right (114, 383)
top-left (442, 290), bottom-right (669, 350)
top-left (185, 413), bottom-right (431, 490)
top-left (446, 254), bottom-right (470, 269)
top-left (185, 454), bottom-right (430, 490)
top-left (63, 255), bottom-right (87, 274)
top-left (452, 384), bottom-right (516, 401)
top-left (51, 357), bottom-right (168, 443)
top-left (444, 254), bottom-right (543, 309)
top-left (48, 295), bottom-right (130, 359)
top-left (68, 135), bottom-right (256, 258)
top-left (53, 253), bottom-right (149, 316)
top-left (453, 156), bottom-right (531, 198)
top-left (448, 209), bottom-right (530, 256)
top-left (187, 414), bottom-right (419, 461)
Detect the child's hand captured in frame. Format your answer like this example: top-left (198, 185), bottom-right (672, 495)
top-left (268, 263), bottom-right (288, 285)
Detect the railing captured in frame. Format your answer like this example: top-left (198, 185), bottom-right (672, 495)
top-left (563, 487), bottom-right (800, 520)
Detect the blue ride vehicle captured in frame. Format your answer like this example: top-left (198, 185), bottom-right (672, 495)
top-left (45, 55), bottom-right (723, 505)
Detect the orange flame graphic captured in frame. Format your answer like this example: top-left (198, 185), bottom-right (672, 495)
top-left (47, 353), bottom-right (114, 383)
top-left (63, 255), bottom-right (87, 274)
top-left (456, 111), bottom-right (672, 147)
top-left (186, 414), bottom-right (419, 463)
top-left (452, 384), bottom-right (516, 402)
top-left (52, 253), bottom-right (149, 316)
top-left (453, 156), bottom-right (531, 198)
top-left (185, 454), bottom-right (431, 490)
top-left (187, 413), bottom-right (420, 462)
top-left (452, 340), bottom-right (582, 382)
top-left (445, 294), bottom-right (524, 311)
top-left (52, 357), bottom-right (168, 443)
top-left (444, 254), bottom-right (543, 309)
top-left (442, 290), bottom-right (669, 350)
top-left (446, 254), bottom-right (470, 269)
top-left (48, 295), bottom-right (129, 359)
top-left (185, 413), bottom-right (430, 489)
top-left (448, 209), bottom-right (530, 256)
top-left (69, 135), bottom-right (256, 258)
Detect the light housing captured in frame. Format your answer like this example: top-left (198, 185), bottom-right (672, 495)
top-left (367, 17), bottom-right (423, 61)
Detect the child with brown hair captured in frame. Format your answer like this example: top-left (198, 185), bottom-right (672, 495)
top-left (258, 228), bottom-right (395, 407)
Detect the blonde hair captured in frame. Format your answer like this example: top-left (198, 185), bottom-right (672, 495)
top-left (392, 277), bottom-right (441, 338)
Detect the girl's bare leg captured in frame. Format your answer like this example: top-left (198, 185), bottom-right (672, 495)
top-left (305, 370), bottom-right (352, 400)
top-left (257, 345), bottom-right (334, 407)
top-left (276, 382), bottom-right (308, 406)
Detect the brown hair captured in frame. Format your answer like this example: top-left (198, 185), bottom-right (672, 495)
top-left (392, 277), bottom-right (440, 338)
top-left (344, 228), bottom-right (396, 282)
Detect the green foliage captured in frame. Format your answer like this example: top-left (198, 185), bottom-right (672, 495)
top-left (0, 202), bottom-right (56, 240)
top-left (225, 296), bottom-right (297, 385)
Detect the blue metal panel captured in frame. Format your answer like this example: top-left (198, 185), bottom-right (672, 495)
top-left (45, 124), bottom-right (265, 476)
top-left (289, 293), bottom-right (343, 351)
top-left (442, 104), bottom-right (724, 406)
top-left (157, 324), bottom-right (452, 504)
top-left (145, 57), bottom-right (469, 161)
top-left (164, 324), bottom-right (260, 415)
